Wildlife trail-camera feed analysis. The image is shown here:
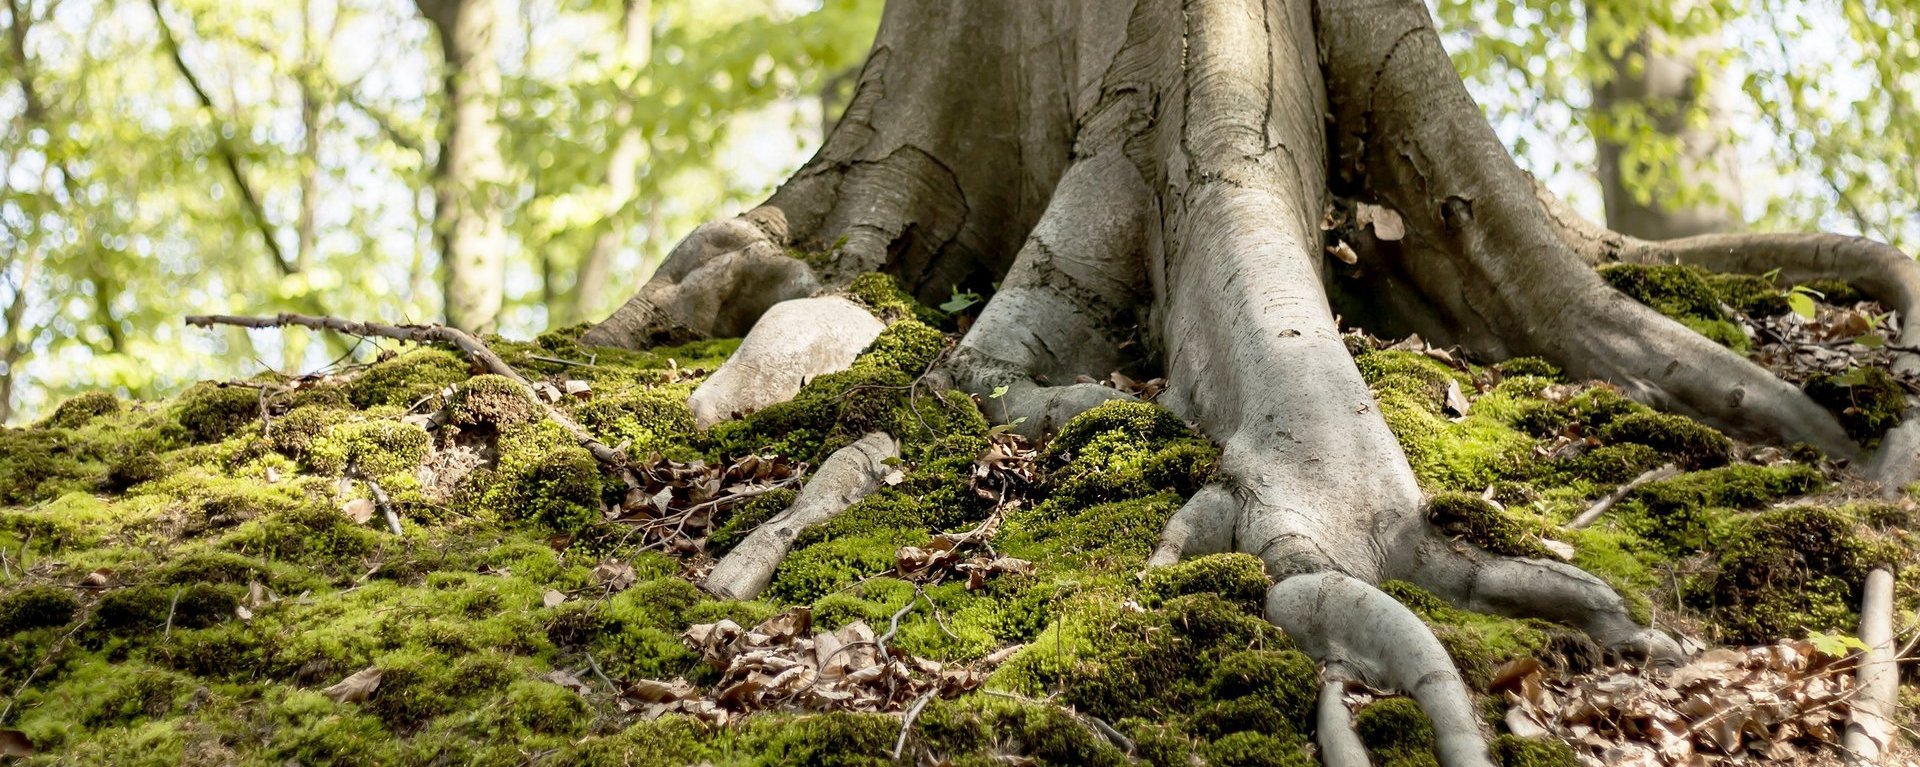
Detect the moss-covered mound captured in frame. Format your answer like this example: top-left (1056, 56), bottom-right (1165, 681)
top-left (0, 286), bottom-right (1904, 765)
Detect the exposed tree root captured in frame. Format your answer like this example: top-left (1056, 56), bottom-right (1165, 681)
top-left (1843, 566), bottom-right (1896, 764)
top-left (1269, 572), bottom-right (1493, 767)
top-left (1315, 680), bottom-right (1369, 767)
top-left (185, 313), bottom-right (628, 470)
top-left (703, 432), bottom-right (898, 600)
top-left (583, 209), bottom-right (819, 349)
top-left (687, 297), bottom-right (885, 429)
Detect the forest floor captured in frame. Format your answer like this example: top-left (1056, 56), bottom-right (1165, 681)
top-left (0, 268), bottom-right (1914, 767)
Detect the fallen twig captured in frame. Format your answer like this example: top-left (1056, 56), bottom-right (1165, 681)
top-left (893, 690), bottom-right (936, 760)
top-left (364, 477), bottom-right (403, 536)
top-left (1843, 566), bottom-right (1897, 763)
top-left (186, 313), bottom-right (627, 472)
top-left (1569, 464), bottom-right (1679, 529)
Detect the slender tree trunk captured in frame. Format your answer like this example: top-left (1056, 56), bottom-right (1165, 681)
top-left (420, 0), bottom-right (510, 333)
top-left (567, 0), bottom-right (651, 326)
top-left (1590, 20), bottom-right (1742, 239)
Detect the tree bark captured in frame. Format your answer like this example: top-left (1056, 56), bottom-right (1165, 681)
top-left (420, 0), bottom-right (510, 333)
top-left (1590, 19), bottom-right (1742, 240)
top-left (568, 0), bottom-right (651, 327)
top-left (582, 1), bottom-right (1918, 761)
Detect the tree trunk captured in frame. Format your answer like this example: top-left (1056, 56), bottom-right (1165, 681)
top-left (1590, 20), bottom-right (1742, 239)
top-left (420, 0), bottom-right (510, 333)
top-left (567, 0), bottom-right (651, 327)
top-left (584, 1), bottom-right (1920, 762)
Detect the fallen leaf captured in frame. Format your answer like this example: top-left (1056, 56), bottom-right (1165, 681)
top-left (543, 589), bottom-right (566, 608)
top-left (78, 568), bottom-right (116, 591)
top-left (1443, 380), bottom-right (1472, 417)
top-left (1326, 240), bottom-right (1359, 265)
top-left (591, 560), bottom-right (637, 591)
top-left (342, 498), bottom-right (376, 525)
top-left (321, 666), bottom-right (382, 704)
top-left (544, 669), bottom-right (594, 696)
top-left (565, 380), bottom-right (593, 399)
top-left (0, 729), bottom-right (32, 757)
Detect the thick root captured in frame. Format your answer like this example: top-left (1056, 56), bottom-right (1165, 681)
top-left (686, 297), bottom-right (885, 429)
top-left (1316, 680), bottom-right (1370, 767)
top-left (585, 208), bottom-right (819, 348)
top-left (1147, 484), bottom-right (1235, 567)
top-left (1843, 567), bottom-right (1897, 763)
top-left (946, 153), bottom-right (1153, 435)
top-left (703, 432), bottom-right (898, 600)
top-left (1268, 572), bottom-right (1493, 767)
top-left (1401, 532), bottom-right (1683, 664)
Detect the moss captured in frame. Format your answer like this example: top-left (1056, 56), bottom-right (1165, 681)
top-left (1361, 352), bottom-right (1538, 489)
top-left (1141, 553), bottom-right (1269, 611)
top-left (1188, 649), bottom-right (1319, 739)
top-left (1205, 731), bottom-right (1316, 767)
top-left (1379, 580), bottom-right (1560, 688)
top-left (1697, 505), bottom-right (1883, 644)
top-left (1622, 464), bottom-right (1825, 554)
top-left (1491, 734), bottom-right (1579, 767)
top-left (268, 404), bottom-right (347, 459)
top-left (844, 272), bottom-right (918, 320)
top-left (1804, 367), bottom-right (1908, 444)
top-left (0, 585), bottom-right (78, 634)
top-left (1599, 263), bottom-right (1725, 322)
top-left (223, 503), bottom-right (381, 568)
top-left (747, 711), bottom-right (897, 767)
top-left (1553, 443), bottom-right (1662, 484)
top-left (305, 419), bottom-right (430, 477)
top-left (1595, 412), bottom-right (1731, 468)
top-left (1355, 697), bottom-right (1438, 767)
top-left (572, 387), bottom-right (697, 457)
top-left (448, 374), bottom-right (540, 429)
top-left (1702, 272), bottom-right (1790, 317)
top-left (1495, 358), bottom-right (1561, 381)
top-left (348, 347), bottom-right (471, 409)
top-left (918, 696), bottom-right (1130, 766)
top-left (93, 583), bottom-right (241, 636)
top-left (709, 488), bottom-right (796, 555)
top-left (1512, 385), bottom-right (1648, 439)
top-left (1426, 492), bottom-right (1556, 559)
top-left (45, 391), bottom-right (122, 429)
top-left (173, 382), bottom-right (262, 444)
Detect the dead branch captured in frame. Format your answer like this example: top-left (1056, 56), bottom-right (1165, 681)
top-left (185, 313), bottom-right (627, 471)
top-left (1569, 464), bottom-right (1679, 529)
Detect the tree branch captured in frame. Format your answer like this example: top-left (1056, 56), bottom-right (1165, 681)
top-left (147, 0), bottom-right (295, 277)
top-left (184, 312), bottom-right (628, 471)
top-left (1569, 464), bottom-right (1678, 529)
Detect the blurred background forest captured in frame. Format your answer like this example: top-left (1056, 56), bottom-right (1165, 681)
top-left (0, 0), bottom-right (1913, 422)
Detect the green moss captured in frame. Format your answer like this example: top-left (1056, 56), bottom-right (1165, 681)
top-left (269, 404), bottom-right (347, 459)
top-left (1697, 505), bottom-right (1883, 644)
top-left (1595, 412), bottom-right (1731, 468)
top-left (1622, 464), bottom-right (1825, 554)
top-left (1491, 735), bottom-right (1579, 767)
top-left (173, 382), bottom-right (262, 444)
top-left (448, 374), bottom-right (540, 429)
top-left (572, 387), bottom-right (697, 457)
top-left (746, 711), bottom-right (896, 767)
top-left (844, 272), bottom-right (918, 320)
top-left (1495, 358), bottom-right (1561, 381)
top-left (1426, 492), bottom-right (1557, 559)
top-left (1599, 263), bottom-right (1726, 322)
top-left (348, 348), bottom-right (471, 409)
top-left (222, 503), bottom-right (381, 568)
top-left (709, 488), bottom-right (796, 555)
top-left (1188, 649), bottom-right (1319, 739)
top-left (305, 418), bottom-right (430, 477)
top-left (1141, 553), bottom-right (1269, 610)
top-left (1805, 367), bottom-right (1908, 444)
top-left (917, 695), bottom-right (1130, 766)
top-left (1205, 731), bottom-right (1316, 767)
top-left (1554, 443), bottom-right (1662, 484)
top-left (1361, 352), bottom-right (1538, 489)
top-left (93, 583), bottom-right (241, 636)
top-left (0, 585), bottom-right (78, 634)
top-left (45, 391), bottom-right (122, 429)
top-left (1355, 697), bottom-right (1438, 767)
top-left (1512, 385), bottom-right (1649, 439)
top-left (1702, 272), bottom-right (1790, 317)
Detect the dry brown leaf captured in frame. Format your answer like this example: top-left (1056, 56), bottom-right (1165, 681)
top-left (590, 560), bottom-right (637, 591)
top-left (542, 589), bottom-right (566, 608)
top-left (342, 498), bottom-right (376, 525)
top-left (321, 666), bottom-right (382, 704)
top-left (1326, 240), bottom-right (1359, 265)
top-left (0, 729), bottom-right (32, 758)
top-left (1356, 202), bottom-right (1406, 240)
top-left (545, 669), bottom-right (593, 696)
top-left (78, 567), bottom-right (115, 591)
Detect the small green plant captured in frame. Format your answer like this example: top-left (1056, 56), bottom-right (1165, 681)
top-left (940, 286), bottom-right (983, 314)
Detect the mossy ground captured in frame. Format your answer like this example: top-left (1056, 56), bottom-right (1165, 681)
top-left (0, 273), bottom-right (1906, 765)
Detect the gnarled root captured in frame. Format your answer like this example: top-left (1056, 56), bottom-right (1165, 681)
top-left (687, 297), bottom-right (886, 429)
top-left (1269, 572), bottom-right (1494, 767)
top-left (1400, 532), bottom-right (1683, 664)
top-left (945, 151), bottom-right (1153, 438)
top-left (703, 432), bottom-right (898, 600)
top-left (584, 208), bottom-right (820, 349)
